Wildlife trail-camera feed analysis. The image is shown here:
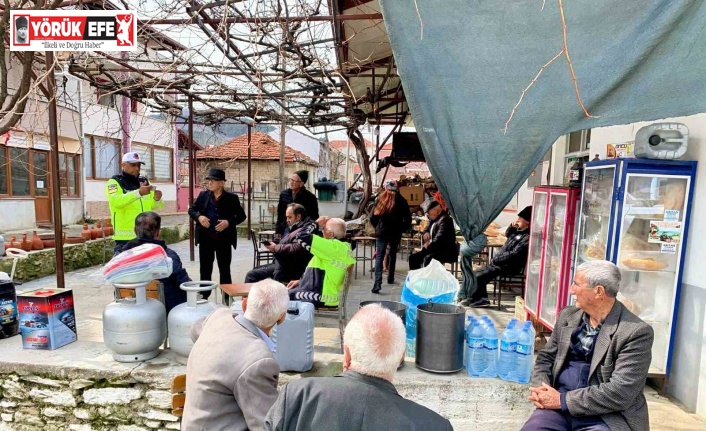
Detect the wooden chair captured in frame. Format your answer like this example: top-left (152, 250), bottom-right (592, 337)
top-left (116, 280), bottom-right (164, 303)
top-left (493, 270), bottom-right (526, 307)
top-left (171, 374), bottom-right (186, 417)
top-left (250, 229), bottom-right (273, 268)
top-left (314, 265), bottom-right (354, 352)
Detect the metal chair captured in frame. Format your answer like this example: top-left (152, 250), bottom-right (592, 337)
top-left (493, 270), bottom-right (526, 307)
top-left (314, 265), bottom-right (354, 352)
top-left (250, 229), bottom-right (274, 268)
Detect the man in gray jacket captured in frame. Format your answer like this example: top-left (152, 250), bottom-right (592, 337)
top-left (264, 304), bottom-right (453, 431)
top-left (520, 260), bottom-right (654, 431)
top-left (182, 279), bottom-right (290, 431)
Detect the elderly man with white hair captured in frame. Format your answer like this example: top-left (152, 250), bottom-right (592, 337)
top-left (264, 304), bottom-right (453, 431)
top-left (182, 279), bottom-right (290, 431)
top-left (286, 216), bottom-right (355, 307)
top-left (520, 260), bottom-right (654, 431)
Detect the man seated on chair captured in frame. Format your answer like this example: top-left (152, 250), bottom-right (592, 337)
top-left (121, 211), bottom-right (190, 315)
top-left (245, 203), bottom-right (318, 284)
top-left (286, 217), bottom-right (355, 308)
top-left (462, 205), bottom-right (532, 308)
top-left (264, 304), bottom-right (453, 430)
top-left (519, 260), bottom-right (653, 431)
top-left (183, 279), bottom-right (289, 431)
top-left (408, 199), bottom-right (458, 270)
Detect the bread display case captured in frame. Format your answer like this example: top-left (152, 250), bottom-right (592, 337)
top-left (524, 186), bottom-right (581, 330)
top-left (575, 159), bottom-right (697, 378)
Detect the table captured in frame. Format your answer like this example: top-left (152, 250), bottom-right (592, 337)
top-left (352, 236), bottom-right (376, 280)
top-left (219, 283), bottom-right (252, 307)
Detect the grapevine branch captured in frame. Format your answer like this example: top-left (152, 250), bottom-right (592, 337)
top-left (503, 0), bottom-right (595, 133)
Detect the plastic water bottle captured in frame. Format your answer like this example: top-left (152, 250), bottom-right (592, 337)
top-left (463, 315), bottom-right (472, 369)
top-left (515, 321), bottom-right (536, 384)
top-left (481, 321), bottom-right (498, 377)
top-left (466, 318), bottom-right (485, 377)
top-left (498, 319), bottom-right (518, 381)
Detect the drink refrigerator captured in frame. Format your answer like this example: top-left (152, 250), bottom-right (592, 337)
top-left (575, 158), bottom-right (697, 378)
top-left (524, 186), bottom-right (581, 330)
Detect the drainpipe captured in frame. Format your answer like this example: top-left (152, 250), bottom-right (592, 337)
top-left (74, 69), bottom-right (88, 219)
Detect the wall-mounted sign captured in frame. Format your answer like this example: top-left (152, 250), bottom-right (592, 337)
top-left (33, 139), bottom-right (50, 151)
top-left (606, 142), bottom-right (634, 159)
top-left (6, 132), bottom-right (29, 148)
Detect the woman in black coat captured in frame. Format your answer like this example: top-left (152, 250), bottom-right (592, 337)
top-left (369, 180), bottom-right (411, 293)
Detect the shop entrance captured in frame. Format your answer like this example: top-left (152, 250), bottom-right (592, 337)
top-left (32, 151), bottom-right (52, 225)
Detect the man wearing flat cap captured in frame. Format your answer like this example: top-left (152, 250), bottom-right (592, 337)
top-left (408, 198), bottom-right (458, 270)
top-left (188, 168), bottom-right (246, 294)
top-left (462, 205), bottom-right (532, 308)
top-left (275, 170), bottom-right (319, 239)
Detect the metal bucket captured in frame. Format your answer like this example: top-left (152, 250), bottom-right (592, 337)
top-left (415, 303), bottom-right (465, 373)
top-left (359, 300), bottom-right (407, 326)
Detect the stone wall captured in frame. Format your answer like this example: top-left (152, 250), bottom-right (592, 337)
top-left (0, 225), bottom-right (189, 283)
top-left (0, 372), bottom-right (180, 431)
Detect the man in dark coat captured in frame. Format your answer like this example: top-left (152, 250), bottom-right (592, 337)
top-left (245, 203), bottom-right (318, 284)
top-left (264, 304), bottom-right (453, 431)
top-left (408, 200), bottom-right (459, 270)
top-left (275, 170), bottom-right (319, 238)
top-left (463, 205), bottom-right (532, 307)
top-left (121, 212), bottom-right (191, 315)
top-left (188, 168), bottom-right (247, 293)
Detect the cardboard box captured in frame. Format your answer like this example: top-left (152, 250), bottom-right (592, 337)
top-left (17, 288), bottom-right (77, 350)
top-left (399, 184), bottom-right (425, 206)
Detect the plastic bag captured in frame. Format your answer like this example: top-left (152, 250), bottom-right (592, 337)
top-left (400, 259), bottom-right (460, 357)
top-left (101, 243), bottom-right (173, 284)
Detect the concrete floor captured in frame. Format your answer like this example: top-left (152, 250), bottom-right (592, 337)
top-left (8, 236), bottom-right (706, 430)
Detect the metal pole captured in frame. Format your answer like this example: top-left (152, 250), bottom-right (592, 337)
top-left (45, 52), bottom-right (65, 290)
top-left (120, 51), bottom-right (130, 153)
top-left (343, 138), bottom-right (351, 216)
top-left (247, 125), bottom-right (252, 239)
top-left (188, 96), bottom-right (195, 261)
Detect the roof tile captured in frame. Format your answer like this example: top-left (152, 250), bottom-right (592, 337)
top-left (196, 131), bottom-right (317, 166)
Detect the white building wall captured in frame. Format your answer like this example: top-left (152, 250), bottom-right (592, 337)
top-left (590, 114), bottom-right (706, 417)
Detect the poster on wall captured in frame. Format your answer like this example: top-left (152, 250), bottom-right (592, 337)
top-left (607, 142), bottom-right (635, 159)
top-left (648, 220), bottom-right (682, 244)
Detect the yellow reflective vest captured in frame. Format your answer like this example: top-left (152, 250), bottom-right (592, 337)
top-left (105, 175), bottom-right (164, 241)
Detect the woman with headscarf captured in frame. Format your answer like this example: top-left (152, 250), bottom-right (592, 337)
top-left (369, 180), bottom-right (411, 293)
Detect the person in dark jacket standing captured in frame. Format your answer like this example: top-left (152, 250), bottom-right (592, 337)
top-left (275, 170), bottom-right (319, 238)
top-left (188, 168), bottom-right (246, 293)
top-left (121, 212), bottom-right (191, 315)
top-left (369, 180), bottom-right (411, 293)
top-left (408, 199), bottom-right (458, 270)
top-left (463, 205), bottom-right (532, 308)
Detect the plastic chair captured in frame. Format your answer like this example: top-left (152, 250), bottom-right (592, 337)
top-left (314, 265), bottom-right (354, 352)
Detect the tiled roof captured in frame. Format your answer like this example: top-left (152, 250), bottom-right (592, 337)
top-left (329, 139), bottom-right (373, 150)
top-left (196, 131), bottom-right (317, 166)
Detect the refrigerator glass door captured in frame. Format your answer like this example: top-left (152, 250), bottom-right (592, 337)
top-left (615, 173), bottom-right (690, 373)
top-left (576, 166), bottom-right (616, 266)
top-left (525, 191), bottom-right (548, 316)
top-left (539, 193), bottom-right (567, 327)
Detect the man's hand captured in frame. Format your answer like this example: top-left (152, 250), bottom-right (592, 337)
top-left (287, 280), bottom-right (300, 289)
top-left (528, 383), bottom-right (561, 410)
top-left (198, 216), bottom-right (210, 228)
top-left (215, 219), bottom-right (229, 232)
top-left (422, 232), bottom-right (430, 247)
top-left (138, 183), bottom-right (152, 196)
top-left (154, 190), bottom-right (162, 201)
top-left (316, 216), bottom-right (329, 228)
top-left (265, 242), bottom-right (276, 252)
